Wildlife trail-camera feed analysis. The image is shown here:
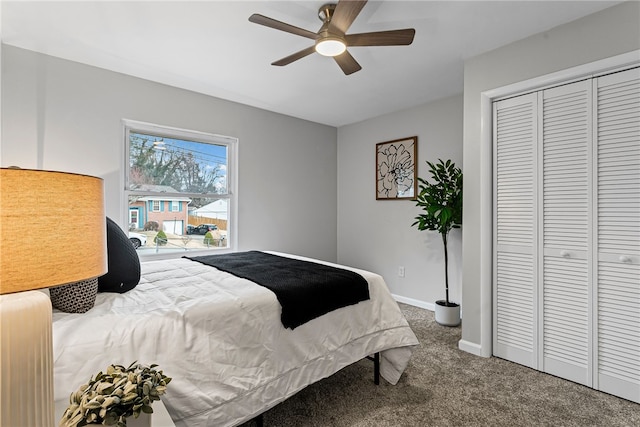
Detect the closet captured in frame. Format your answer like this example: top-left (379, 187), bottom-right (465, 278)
top-left (493, 66), bottom-right (639, 403)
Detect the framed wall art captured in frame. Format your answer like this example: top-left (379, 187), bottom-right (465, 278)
top-left (375, 136), bottom-right (417, 200)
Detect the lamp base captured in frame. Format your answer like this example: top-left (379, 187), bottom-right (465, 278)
top-left (0, 290), bottom-right (55, 426)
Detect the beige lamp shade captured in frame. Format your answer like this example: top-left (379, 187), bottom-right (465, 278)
top-left (0, 168), bottom-right (107, 294)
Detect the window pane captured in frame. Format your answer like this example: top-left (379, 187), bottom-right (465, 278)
top-left (128, 196), bottom-right (228, 253)
top-left (129, 132), bottom-right (228, 194)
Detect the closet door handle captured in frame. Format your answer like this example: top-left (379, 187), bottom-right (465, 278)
top-left (619, 255), bottom-right (632, 263)
top-left (560, 250), bottom-right (571, 258)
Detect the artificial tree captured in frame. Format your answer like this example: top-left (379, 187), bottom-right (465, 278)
top-left (412, 159), bottom-right (463, 314)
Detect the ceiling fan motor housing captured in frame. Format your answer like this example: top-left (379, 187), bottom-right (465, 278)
top-left (318, 3), bottom-right (338, 23)
top-left (315, 3), bottom-right (346, 56)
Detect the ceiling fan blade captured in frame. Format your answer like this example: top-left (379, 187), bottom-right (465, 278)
top-left (334, 50), bottom-right (362, 75)
top-left (271, 46), bottom-right (317, 66)
top-left (329, 0), bottom-right (368, 35)
top-left (346, 28), bottom-right (416, 46)
top-left (249, 14), bottom-right (317, 40)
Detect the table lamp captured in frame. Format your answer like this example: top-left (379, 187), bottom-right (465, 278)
top-left (0, 168), bottom-right (107, 426)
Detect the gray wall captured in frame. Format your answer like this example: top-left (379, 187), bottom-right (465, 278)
top-left (1, 45), bottom-right (338, 262)
top-left (461, 1), bottom-right (640, 355)
top-left (337, 94), bottom-right (463, 307)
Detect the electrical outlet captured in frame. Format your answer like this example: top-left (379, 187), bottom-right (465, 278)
top-left (398, 266), bottom-right (405, 277)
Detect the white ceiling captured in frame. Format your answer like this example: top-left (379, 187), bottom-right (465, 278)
top-left (1, 1), bottom-right (624, 127)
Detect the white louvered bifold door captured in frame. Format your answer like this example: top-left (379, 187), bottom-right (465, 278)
top-left (541, 81), bottom-right (593, 386)
top-left (494, 66), bottom-right (640, 404)
top-left (493, 93), bottom-right (538, 368)
top-left (595, 67), bottom-right (640, 402)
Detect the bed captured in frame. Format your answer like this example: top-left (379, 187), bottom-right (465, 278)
top-left (52, 251), bottom-right (419, 427)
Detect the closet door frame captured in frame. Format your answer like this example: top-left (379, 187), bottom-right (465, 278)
top-left (492, 56), bottom-right (640, 403)
top-left (471, 50), bottom-right (640, 360)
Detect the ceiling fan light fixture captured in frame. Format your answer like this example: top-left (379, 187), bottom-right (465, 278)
top-left (315, 37), bottom-right (346, 57)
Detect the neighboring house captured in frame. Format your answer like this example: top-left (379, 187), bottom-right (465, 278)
top-left (129, 185), bottom-right (191, 235)
top-left (193, 199), bottom-right (228, 221)
top-left (189, 199), bottom-right (229, 231)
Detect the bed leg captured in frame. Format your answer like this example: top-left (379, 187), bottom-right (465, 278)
top-left (366, 352), bottom-right (380, 385)
top-left (373, 352), bottom-right (380, 385)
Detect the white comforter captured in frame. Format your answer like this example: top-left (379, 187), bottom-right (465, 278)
top-left (52, 253), bottom-right (419, 427)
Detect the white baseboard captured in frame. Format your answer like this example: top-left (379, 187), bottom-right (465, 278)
top-left (458, 339), bottom-right (489, 357)
top-left (391, 294), bottom-right (434, 312)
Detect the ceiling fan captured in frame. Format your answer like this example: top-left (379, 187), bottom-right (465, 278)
top-left (249, 0), bottom-right (415, 75)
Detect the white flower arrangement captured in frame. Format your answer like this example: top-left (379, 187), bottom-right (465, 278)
top-left (60, 362), bottom-right (172, 427)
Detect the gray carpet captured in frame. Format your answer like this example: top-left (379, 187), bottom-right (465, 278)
top-left (256, 304), bottom-right (639, 426)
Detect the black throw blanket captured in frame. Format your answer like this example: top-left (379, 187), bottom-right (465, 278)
top-left (185, 251), bottom-right (370, 329)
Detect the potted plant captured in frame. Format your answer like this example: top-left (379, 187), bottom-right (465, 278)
top-left (60, 362), bottom-right (171, 427)
top-left (412, 159), bottom-right (463, 326)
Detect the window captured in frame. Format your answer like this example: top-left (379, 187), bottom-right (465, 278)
top-left (124, 120), bottom-right (237, 256)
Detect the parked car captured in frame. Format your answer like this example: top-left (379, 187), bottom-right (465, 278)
top-left (189, 224), bottom-right (218, 235)
top-left (128, 232), bottom-right (147, 249)
top-left (186, 225), bottom-right (195, 234)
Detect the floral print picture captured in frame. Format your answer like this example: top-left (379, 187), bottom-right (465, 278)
top-left (376, 136), bottom-right (417, 200)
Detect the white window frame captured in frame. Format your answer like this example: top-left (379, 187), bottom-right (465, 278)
top-left (152, 200), bottom-right (161, 212)
top-left (123, 119), bottom-right (238, 259)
